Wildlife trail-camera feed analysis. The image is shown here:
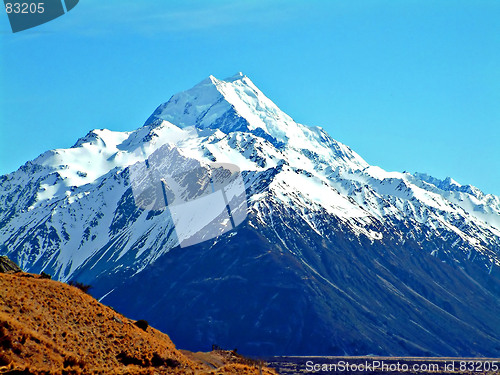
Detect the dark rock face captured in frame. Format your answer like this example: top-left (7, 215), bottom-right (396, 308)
top-left (102, 208), bottom-right (500, 357)
top-left (0, 256), bottom-right (22, 273)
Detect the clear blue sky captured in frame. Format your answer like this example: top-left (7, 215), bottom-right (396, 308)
top-left (1, 0), bottom-right (499, 195)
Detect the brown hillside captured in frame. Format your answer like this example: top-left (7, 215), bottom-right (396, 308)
top-left (0, 272), bottom-right (276, 375)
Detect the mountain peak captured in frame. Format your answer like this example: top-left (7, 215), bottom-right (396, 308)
top-left (184, 72), bottom-right (249, 93)
top-left (141, 73), bottom-right (368, 169)
top-left (143, 73), bottom-right (293, 139)
top-left (224, 71), bottom-right (246, 82)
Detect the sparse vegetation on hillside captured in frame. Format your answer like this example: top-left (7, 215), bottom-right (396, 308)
top-left (68, 280), bottom-right (92, 294)
top-left (0, 272), bottom-right (277, 374)
top-left (134, 319), bottom-right (149, 332)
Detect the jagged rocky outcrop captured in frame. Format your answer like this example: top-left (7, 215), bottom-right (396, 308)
top-left (0, 255), bottom-right (21, 273)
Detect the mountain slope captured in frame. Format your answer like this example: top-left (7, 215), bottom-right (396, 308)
top-left (1, 73), bottom-right (500, 356)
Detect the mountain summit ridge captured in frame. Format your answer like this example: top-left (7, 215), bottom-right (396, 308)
top-left (1, 73), bottom-right (500, 356)
top-left (143, 72), bottom-right (295, 138)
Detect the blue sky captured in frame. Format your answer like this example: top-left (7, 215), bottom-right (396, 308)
top-left (1, 0), bottom-right (499, 195)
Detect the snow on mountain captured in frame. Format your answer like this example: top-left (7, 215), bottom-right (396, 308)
top-left (1, 73), bottom-right (499, 279)
top-left (145, 73), bottom-right (368, 169)
top-left (1, 73), bottom-right (500, 356)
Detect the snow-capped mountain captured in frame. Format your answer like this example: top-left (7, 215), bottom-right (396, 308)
top-left (1, 73), bottom-right (500, 356)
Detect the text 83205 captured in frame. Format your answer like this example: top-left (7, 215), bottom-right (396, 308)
top-left (5, 3), bottom-right (44, 14)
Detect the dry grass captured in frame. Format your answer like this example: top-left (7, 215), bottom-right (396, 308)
top-left (182, 351), bottom-right (276, 375)
top-left (0, 272), bottom-right (276, 375)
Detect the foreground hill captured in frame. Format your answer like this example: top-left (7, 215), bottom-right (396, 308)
top-left (0, 270), bottom-right (275, 374)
